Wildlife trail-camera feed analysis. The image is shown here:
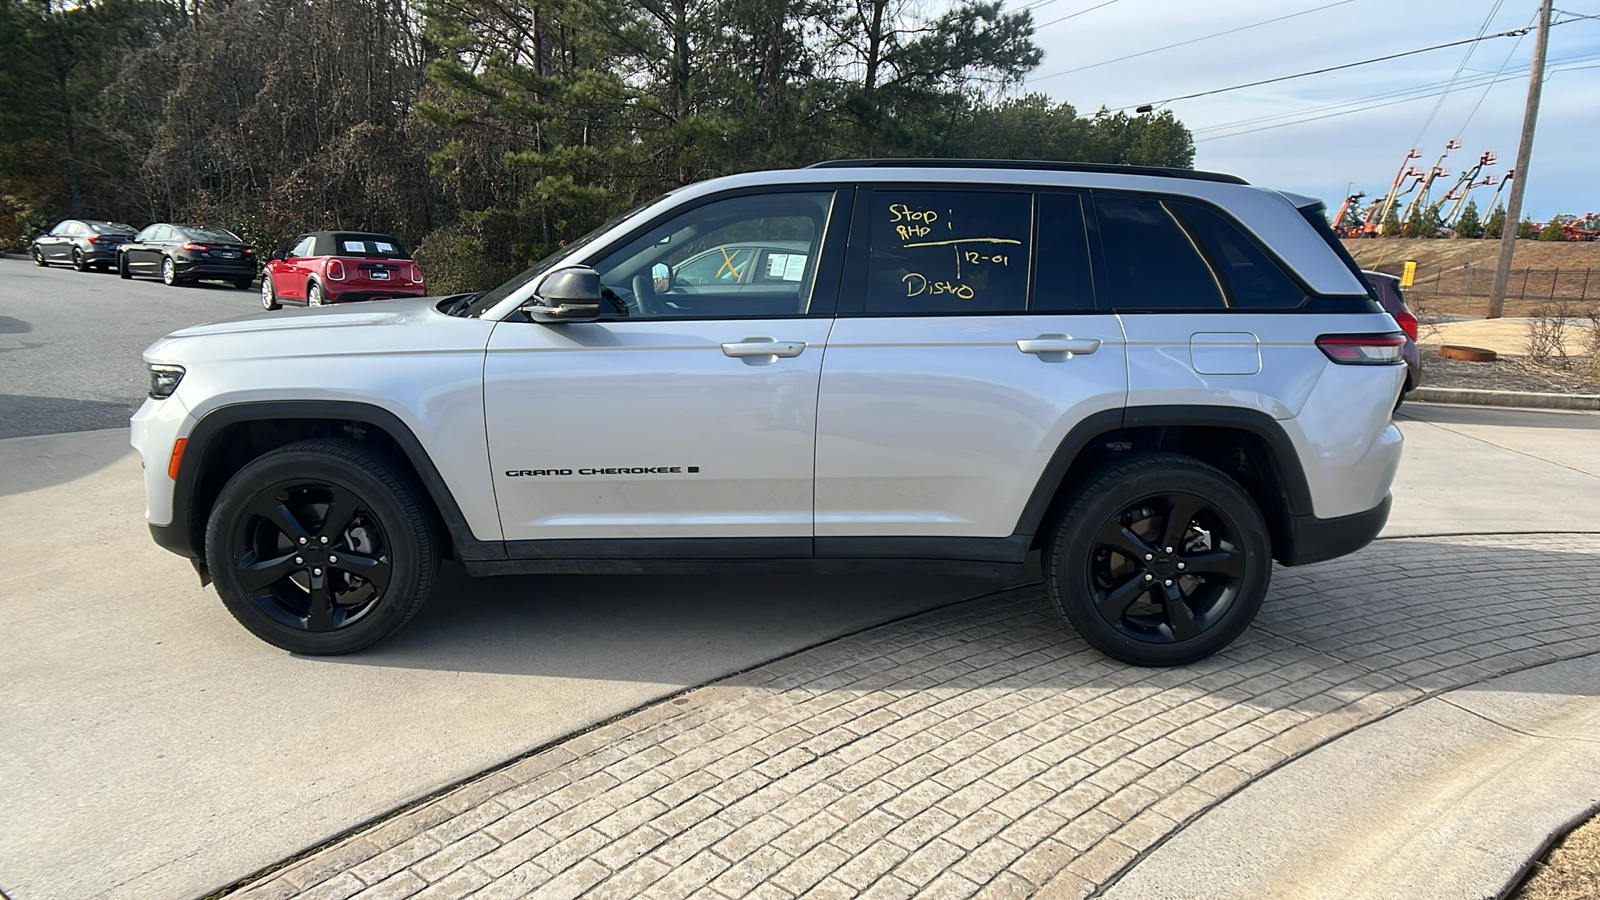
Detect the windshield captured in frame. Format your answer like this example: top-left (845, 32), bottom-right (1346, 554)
top-left (459, 196), bottom-right (665, 318)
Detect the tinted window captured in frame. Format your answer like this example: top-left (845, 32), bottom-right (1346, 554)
top-left (136, 226), bottom-right (159, 242)
top-left (91, 222), bottom-right (136, 235)
top-left (1167, 202), bottom-right (1303, 309)
top-left (1033, 194), bottom-right (1096, 312)
top-left (184, 226), bottom-right (245, 244)
top-left (1095, 195), bottom-right (1225, 310)
top-left (866, 191), bottom-right (1031, 314)
top-left (592, 191), bottom-right (833, 319)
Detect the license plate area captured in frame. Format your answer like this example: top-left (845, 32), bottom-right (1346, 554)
top-left (369, 269), bottom-right (390, 280)
top-left (220, 251), bottom-right (239, 259)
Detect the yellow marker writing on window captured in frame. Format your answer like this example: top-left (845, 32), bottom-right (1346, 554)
top-left (716, 248), bottom-right (743, 279)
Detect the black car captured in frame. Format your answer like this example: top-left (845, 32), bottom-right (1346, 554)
top-left (30, 219), bottom-right (138, 272)
top-left (118, 224), bottom-right (257, 288)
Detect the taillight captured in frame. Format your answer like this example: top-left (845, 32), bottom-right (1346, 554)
top-left (180, 242), bottom-right (209, 252)
top-left (1316, 333), bottom-right (1407, 365)
top-left (243, 247), bottom-right (256, 256)
top-left (1392, 310), bottom-right (1419, 342)
top-left (409, 263), bottom-right (423, 283)
top-left (327, 259), bottom-right (347, 281)
top-left (86, 234), bottom-right (99, 243)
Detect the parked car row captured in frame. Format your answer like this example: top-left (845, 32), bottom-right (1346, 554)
top-left (29, 220), bottom-right (427, 307)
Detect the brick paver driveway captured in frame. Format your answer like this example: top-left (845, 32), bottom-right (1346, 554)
top-left (230, 534), bottom-right (1600, 900)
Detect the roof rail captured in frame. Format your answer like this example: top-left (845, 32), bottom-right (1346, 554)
top-left (805, 158), bottom-right (1248, 185)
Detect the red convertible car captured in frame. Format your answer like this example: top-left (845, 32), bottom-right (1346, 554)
top-left (261, 231), bottom-right (427, 309)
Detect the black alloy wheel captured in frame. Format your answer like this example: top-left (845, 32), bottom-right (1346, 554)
top-left (206, 440), bottom-right (439, 654)
top-left (1046, 454), bottom-right (1271, 666)
top-left (118, 254), bottom-right (132, 279)
top-left (161, 256), bottom-right (179, 286)
top-left (72, 249), bottom-right (86, 271)
top-left (32, 245), bottom-right (47, 267)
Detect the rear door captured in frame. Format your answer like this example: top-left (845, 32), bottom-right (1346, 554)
top-left (813, 187), bottom-right (1128, 553)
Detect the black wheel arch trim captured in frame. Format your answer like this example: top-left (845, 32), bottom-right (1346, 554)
top-left (1011, 404), bottom-right (1316, 555)
top-left (160, 400), bottom-right (505, 564)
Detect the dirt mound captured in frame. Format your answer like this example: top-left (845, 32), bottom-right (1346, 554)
top-left (1343, 238), bottom-right (1600, 271)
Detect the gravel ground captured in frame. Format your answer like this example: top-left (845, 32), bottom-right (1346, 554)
top-left (1418, 345), bottom-right (1600, 395)
top-left (1513, 811), bottom-right (1600, 900)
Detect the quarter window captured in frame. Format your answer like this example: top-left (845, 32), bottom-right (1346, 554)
top-left (1094, 195), bottom-right (1225, 310)
top-left (1165, 201), bottom-right (1305, 309)
top-left (590, 192), bottom-right (833, 319)
top-left (865, 191), bottom-right (1031, 314)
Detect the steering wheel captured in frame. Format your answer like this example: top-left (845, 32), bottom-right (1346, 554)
top-left (630, 274), bottom-right (666, 317)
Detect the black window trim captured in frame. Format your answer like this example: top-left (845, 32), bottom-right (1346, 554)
top-left (842, 184), bottom-right (1105, 318)
top-left (1086, 188), bottom-right (1381, 315)
top-left (572, 183), bottom-right (854, 324)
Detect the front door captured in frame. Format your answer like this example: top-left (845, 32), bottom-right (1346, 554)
top-left (814, 188), bottom-right (1128, 549)
top-left (483, 188), bottom-right (849, 555)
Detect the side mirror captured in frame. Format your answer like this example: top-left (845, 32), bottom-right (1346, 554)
top-left (521, 267), bottom-right (603, 323)
top-left (651, 262), bottom-right (671, 293)
top-left (272, 249), bottom-right (287, 261)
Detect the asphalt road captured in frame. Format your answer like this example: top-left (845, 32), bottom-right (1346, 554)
top-left (0, 254), bottom-right (265, 439)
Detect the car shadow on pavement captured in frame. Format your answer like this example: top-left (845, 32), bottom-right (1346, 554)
top-left (0, 424), bottom-right (132, 495)
top-left (1399, 404), bottom-right (1600, 430)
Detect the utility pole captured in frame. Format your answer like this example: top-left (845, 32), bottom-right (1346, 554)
top-left (1487, 0), bottom-right (1553, 318)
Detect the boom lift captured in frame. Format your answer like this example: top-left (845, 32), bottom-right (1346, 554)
top-left (1399, 139), bottom-right (1462, 230)
top-left (1368, 148), bottom-right (1423, 235)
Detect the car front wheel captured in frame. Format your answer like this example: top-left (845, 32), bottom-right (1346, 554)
top-left (1045, 454), bottom-right (1272, 666)
top-left (205, 440), bottom-right (440, 654)
top-left (32, 246), bottom-right (47, 267)
top-left (261, 276), bottom-right (280, 310)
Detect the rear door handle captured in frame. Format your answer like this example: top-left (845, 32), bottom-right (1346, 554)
top-left (722, 339), bottom-right (807, 359)
top-left (1017, 335), bottom-right (1101, 356)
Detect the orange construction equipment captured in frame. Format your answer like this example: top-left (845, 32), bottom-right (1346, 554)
top-left (1367, 148), bottom-right (1423, 235)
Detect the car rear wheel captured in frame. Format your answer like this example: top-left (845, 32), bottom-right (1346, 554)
top-left (32, 246), bottom-right (47, 267)
top-left (205, 439), bottom-right (440, 655)
top-left (72, 249), bottom-right (86, 272)
top-left (261, 276), bottom-right (280, 309)
top-left (118, 254), bottom-right (132, 279)
top-left (307, 281), bottom-right (325, 306)
top-left (1045, 453), bottom-right (1272, 666)
top-left (161, 257), bottom-right (180, 286)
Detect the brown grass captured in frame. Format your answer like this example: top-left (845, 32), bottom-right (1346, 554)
top-left (1513, 811), bottom-right (1600, 900)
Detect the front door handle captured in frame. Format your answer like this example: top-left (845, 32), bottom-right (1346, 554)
top-left (722, 339), bottom-right (807, 359)
top-left (1017, 334), bottom-right (1101, 356)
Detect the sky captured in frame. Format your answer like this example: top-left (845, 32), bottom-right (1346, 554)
top-left (1018, 0), bottom-right (1600, 221)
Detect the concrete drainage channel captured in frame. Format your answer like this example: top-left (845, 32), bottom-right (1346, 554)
top-left (1410, 386), bottom-right (1600, 411)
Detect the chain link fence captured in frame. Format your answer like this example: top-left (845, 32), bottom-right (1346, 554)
top-left (1364, 263), bottom-right (1597, 316)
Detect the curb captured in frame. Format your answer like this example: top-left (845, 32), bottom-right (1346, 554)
top-left (1410, 385), bottom-right (1600, 411)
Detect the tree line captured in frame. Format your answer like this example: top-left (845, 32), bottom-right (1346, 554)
top-left (0, 0), bottom-right (1195, 291)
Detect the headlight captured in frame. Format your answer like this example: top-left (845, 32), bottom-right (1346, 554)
top-left (148, 364), bottom-right (185, 400)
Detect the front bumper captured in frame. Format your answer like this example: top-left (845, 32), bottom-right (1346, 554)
top-left (1278, 494), bottom-right (1391, 566)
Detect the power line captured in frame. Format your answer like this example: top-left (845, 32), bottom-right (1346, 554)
top-left (1025, 0), bottom-right (1359, 83)
top-left (1409, 0), bottom-right (1505, 145)
top-left (1032, 0), bottom-right (1123, 30)
top-left (1123, 24), bottom-right (1545, 112)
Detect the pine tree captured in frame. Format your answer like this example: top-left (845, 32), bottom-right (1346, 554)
top-left (1381, 203), bottom-right (1403, 237)
top-left (1518, 216), bottom-right (1536, 238)
top-left (1485, 203), bottom-right (1507, 239)
top-left (1456, 199), bottom-right (1482, 238)
top-left (1539, 219), bottom-right (1566, 241)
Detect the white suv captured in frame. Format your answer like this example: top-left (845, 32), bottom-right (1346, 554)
top-left (132, 160), bottom-right (1406, 665)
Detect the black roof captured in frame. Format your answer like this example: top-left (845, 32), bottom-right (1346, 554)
top-left (806, 158), bottom-right (1248, 185)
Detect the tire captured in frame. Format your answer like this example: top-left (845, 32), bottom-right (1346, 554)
top-left (95, 263), bottom-right (110, 273)
top-left (1044, 453), bottom-right (1272, 667)
top-left (307, 281), bottom-right (325, 307)
top-left (33, 246), bottom-right (48, 267)
top-left (161, 256), bottom-right (180, 286)
top-left (261, 276), bottom-right (280, 310)
top-left (118, 254), bottom-right (132, 279)
top-left (72, 249), bottom-right (86, 272)
top-left (234, 276), bottom-right (254, 290)
top-left (204, 439), bottom-right (440, 655)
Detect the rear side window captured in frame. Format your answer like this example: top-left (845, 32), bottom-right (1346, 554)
top-left (184, 227), bottom-right (245, 244)
top-left (1168, 201), bottom-right (1304, 309)
top-left (865, 190), bottom-right (1032, 314)
top-left (1094, 195), bottom-right (1225, 310)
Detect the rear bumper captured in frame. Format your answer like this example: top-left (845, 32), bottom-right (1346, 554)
top-left (174, 260), bottom-right (255, 279)
top-left (1278, 494), bottom-right (1391, 566)
top-left (330, 289), bottom-right (429, 303)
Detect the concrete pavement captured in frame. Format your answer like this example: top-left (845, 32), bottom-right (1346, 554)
top-left (2, 404), bottom-right (1597, 899)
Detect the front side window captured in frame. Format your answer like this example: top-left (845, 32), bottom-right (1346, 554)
top-left (290, 236), bottom-right (316, 258)
top-left (590, 192), bottom-right (833, 320)
top-left (864, 190), bottom-right (1032, 315)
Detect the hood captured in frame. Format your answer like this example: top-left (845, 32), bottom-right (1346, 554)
top-left (162, 296), bottom-right (444, 340)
